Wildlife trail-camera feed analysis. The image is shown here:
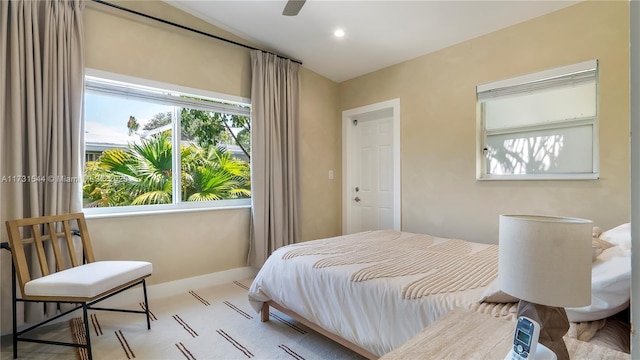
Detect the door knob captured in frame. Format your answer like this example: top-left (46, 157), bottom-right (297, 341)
top-left (354, 196), bottom-right (361, 202)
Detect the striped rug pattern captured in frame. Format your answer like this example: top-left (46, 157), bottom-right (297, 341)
top-left (8, 278), bottom-right (364, 360)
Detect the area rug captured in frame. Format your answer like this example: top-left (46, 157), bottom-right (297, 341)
top-left (67, 278), bottom-right (364, 360)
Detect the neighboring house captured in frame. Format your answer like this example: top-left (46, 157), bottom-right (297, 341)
top-left (85, 131), bottom-right (140, 163)
top-left (85, 126), bottom-right (248, 164)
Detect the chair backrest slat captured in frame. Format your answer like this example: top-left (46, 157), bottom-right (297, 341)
top-left (5, 213), bottom-right (95, 296)
top-left (5, 222), bottom-right (32, 291)
top-left (76, 216), bottom-right (95, 263)
top-left (62, 220), bottom-right (80, 267)
top-left (47, 222), bottom-right (64, 272)
top-left (31, 225), bottom-right (50, 277)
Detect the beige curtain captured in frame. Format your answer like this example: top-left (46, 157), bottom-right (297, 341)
top-left (0, 0), bottom-right (85, 333)
top-left (249, 50), bottom-right (301, 267)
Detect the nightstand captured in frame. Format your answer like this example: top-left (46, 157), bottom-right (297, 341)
top-left (379, 308), bottom-right (630, 360)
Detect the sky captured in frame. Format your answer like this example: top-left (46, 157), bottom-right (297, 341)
top-left (85, 92), bottom-right (173, 145)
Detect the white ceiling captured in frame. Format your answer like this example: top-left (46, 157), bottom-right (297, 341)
top-left (164, 0), bottom-right (579, 83)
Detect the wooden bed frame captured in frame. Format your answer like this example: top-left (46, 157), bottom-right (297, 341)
top-left (261, 300), bottom-right (378, 359)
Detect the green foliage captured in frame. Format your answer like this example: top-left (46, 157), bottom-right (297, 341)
top-left (143, 112), bottom-right (171, 131)
top-left (180, 109), bottom-right (225, 148)
top-left (180, 109), bottom-right (251, 159)
top-left (182, 145), bottom-right (251, 201)
top-left (83, 132), bottom-right (251, 208)
top-left (141, 108), bottom-right (251, 159)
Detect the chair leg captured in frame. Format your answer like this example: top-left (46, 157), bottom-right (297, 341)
top-left (142, 279), bottom-right (151, 330)
top-left (82, 303), bottom-right (93, 360)
top-left (11, 261), bottom-right (17, 359)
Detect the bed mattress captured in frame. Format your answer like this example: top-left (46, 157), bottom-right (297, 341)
top-left (248, 230), bottom-right (517, 356)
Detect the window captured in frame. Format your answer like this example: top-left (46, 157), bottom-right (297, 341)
top-left (476, 60), bottom-right (599, 180)
top-left (83, 71), bottom-right (251, 214)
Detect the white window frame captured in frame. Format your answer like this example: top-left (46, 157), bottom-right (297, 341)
top-left (83, 69), bottom-right (251, 216)
top-left (476, 60), bottom-right (599, 180)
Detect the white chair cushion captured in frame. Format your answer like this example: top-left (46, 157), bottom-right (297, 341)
top-left (24, 261), bottom-right (152, 298)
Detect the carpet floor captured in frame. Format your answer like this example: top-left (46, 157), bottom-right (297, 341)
top-left (1, 278), bottom-right (365, 360)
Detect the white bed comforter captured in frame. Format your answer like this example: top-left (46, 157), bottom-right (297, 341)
top-left (247, 230), bottom-right (508, 357)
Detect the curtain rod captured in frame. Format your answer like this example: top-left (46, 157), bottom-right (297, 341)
top-left (91, 0), bottom-right (303, 65)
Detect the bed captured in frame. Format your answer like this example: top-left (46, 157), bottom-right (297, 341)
top-left (247, 224), bottom-right (631, 358)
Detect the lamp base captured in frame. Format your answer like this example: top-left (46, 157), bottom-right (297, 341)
top-left (516, 300), bottom-right (570, 360)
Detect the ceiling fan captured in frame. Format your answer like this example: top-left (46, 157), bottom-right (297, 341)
top-left (282, 0), bottom-right (306, 16)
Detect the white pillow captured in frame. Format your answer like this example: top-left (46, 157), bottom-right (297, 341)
top-left (599, 223), bottom-right (631, 250)
top-left (565, 246), bottom-right (631, 322)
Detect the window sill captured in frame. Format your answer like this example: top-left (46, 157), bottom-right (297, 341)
top-left (83, 202), bottom-right (251, 220)
top-left (477, 173), bottom-right (599, 181)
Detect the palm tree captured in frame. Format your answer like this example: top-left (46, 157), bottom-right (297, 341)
top-left (128, 132), bottom-right (174, 204)
top-left (182, 144), bottom-right (251, 201)
top-left (127, 115), bottom-right (140, 136)
top-left (83, 132), bottom-right (173, 206)
top-left (83, 132), bottom-right (251, 207)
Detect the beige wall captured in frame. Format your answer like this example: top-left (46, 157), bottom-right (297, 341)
top-left (299, 69), bottom-right (342, 241)
top-left (81, 0), bottom-right (631, 282)
top-left (85, 0), bottom-right (252, 99)
top-left (84, 1), bottom-right (342, 284)
top-left (86, 210), bottom-right (250, 283)
top-left (339, 1), bottom-right (630, 243)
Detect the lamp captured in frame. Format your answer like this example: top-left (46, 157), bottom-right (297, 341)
top-left (499, 215), bottom-right (592, 360)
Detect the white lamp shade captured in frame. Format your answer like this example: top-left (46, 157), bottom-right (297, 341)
top-left (498, 215), bottom-right (592, 307)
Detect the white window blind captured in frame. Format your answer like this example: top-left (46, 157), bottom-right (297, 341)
top-left (476, 60), bottom-right (599, 180)
top-left (85, 76), bottom-right (250, 117)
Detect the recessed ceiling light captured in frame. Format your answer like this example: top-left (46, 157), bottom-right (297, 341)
top-left (334, 29), bottom-right (345, 38)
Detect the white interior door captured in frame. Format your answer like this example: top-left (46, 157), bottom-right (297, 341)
top-left (351, 117), bottom-right (394, 231)
top-left (343, 99), bottom-right (400, 234)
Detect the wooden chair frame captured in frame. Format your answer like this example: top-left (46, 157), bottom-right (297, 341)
top-left (3, 213), bottom-right (151, 360)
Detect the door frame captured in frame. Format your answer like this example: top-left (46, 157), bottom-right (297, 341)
top-left (342, 98), bottom-right (401, 234)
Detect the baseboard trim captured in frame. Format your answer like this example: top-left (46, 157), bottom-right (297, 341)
top-left (148, 266), bottom-right (258, 299)
top-left (105, 266), bottom-right (258, 307)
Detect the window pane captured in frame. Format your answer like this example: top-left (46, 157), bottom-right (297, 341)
top-left (178, 107), bottom-right (251, 202)
top-left (485, 125), bottom-right (594, 175)
top-left (477, 60), bottom-right (598, 180)
top-left (84, 74), bottom-right (252, 211)
top-left (83, 92), bottom-right (174, 208)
